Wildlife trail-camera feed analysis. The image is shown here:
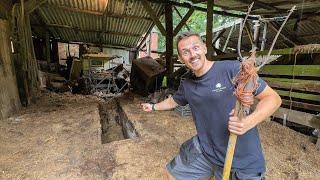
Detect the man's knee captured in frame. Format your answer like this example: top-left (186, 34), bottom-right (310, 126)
top-left (166, 168), bottom-right (175, 180)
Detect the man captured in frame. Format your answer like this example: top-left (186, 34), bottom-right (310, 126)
top-left (141, 32), bottom-right (281, 180)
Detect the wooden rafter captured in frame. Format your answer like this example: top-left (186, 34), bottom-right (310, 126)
top-left (32, 23), bottom-right (141, 37)
top-left (269, 21), bottom-right (302, 46)
top-left (239, 0), bottom-right (284, 13)
top-left (36, 7), bottom-right (59, 39)
top-left (25, 0), bottom-right (47, 14)
top-left (44, 4), bottom-right (152, 21)
top-left (173, 6), bottom-right (191, 31)
top-left (141, 0), bottom-right (166, 36)
top-left (173, 7), bottom-right (194, 36)
top-left (144, 0), bottom-right (259, 20)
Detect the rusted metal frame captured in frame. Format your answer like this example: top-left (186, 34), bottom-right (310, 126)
top-left (206, 0), bottom-right (214, 60)
top-left (173, 6), bottom-right (191, 31)
top-left (165, 4), bottom-right (174, 75)
top-left (141, 0), bottom-right (166, 36)
top-left (173, 7), bottom-right (194, 36)
top-left (145, 0), bottom-right (259, 20)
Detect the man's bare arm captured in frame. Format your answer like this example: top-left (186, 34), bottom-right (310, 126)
top-left (141, 96), bottom-right (179, 112)
top-left (228, 85), bottom-right (282, 135)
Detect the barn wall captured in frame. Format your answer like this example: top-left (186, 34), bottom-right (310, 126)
top-left (0, 19), bottom-right (21, 120)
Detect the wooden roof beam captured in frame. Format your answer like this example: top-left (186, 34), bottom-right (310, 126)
top-left (144, 0), bottom-right (259, 20)
top-left (269, 21), bottom-right (303, 46)
top-left (25, 0), bottom-right (47, 14)
top-left (173, 7), bottom-right (194, 36)
top-left (141, 0), bottom-right (166, 36)
top-left (238, 0), bottom-right (284, 13)
top-left (44, 4), bottom-right (153, 21)
top-left (32, 23), bottom-right (142, 37)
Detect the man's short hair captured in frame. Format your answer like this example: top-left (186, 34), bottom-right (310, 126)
top-left (176, 31), bottom-right (203, 54)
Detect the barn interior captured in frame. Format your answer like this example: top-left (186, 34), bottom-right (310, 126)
top-left (0, 0), bottom-right (319, 179)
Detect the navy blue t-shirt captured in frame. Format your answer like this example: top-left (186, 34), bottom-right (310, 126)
top-left (173, 60), bottom-right (267, 174)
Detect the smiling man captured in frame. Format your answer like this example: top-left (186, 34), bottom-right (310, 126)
top-left (141, 32), bottom-right (281, 180)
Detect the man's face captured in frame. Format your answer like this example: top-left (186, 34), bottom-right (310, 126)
top-left (177, 35), bottom-right (207, 74)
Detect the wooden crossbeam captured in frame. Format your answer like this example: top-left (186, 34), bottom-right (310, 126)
top-left (44, 4), bottom-right (152, 21)
top-left (25, 0), bottom-right (47, 14)
top-left (239, 0), bottom-right (284, 12)
top-left (276, 90), bottom-right (320, 102)
top-left (214, 45), bottom-right (320, 60)
top-left (263, 77), bottom-right (320, 93)
top-left (269, 22), bottom-right (300, 46)
top-left (281, 99), bottom-right (320, 112)
top-left (141, 0), bottom-right (166, 36)
top-left (145, 0), bottom-right (259, 20)
top-left (173, 7), bottom-right (194, 36)
top-left (32, 23), bottom-right (141, 37)
top-left (273, 107), bottom-right (320, 129)
top-left (173, 6), bottom-right (191, 31)
top-left (259, 65), bottom-right (320, 77)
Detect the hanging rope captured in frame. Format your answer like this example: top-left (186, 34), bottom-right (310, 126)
top-left (233, 52), bottom-right (258, 107)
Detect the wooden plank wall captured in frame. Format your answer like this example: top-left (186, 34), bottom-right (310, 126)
top-left (259, 64), bottom-right (320, 149)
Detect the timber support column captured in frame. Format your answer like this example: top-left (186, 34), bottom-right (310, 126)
top-left (206, 0), bottom-right (214, 60)
top-left (165, 4), bottom-right (174, 87)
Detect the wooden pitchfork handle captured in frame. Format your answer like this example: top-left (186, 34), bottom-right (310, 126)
top-left (222, 81), bottom-right (254, 180)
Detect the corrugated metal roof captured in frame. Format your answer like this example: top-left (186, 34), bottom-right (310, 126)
top-left (31, 0), bottom-right (165, 48)
top-left (30, 0), bottom-right (319, 49)
top-left (202, 0), bottom-right (320, 51)
top-left (214, 0), bottom-right (320, 15)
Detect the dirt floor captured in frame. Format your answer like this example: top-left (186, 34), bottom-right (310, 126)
top-left (0, 91), bottom-right (319, 179)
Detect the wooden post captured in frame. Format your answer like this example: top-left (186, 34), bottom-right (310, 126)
top-left (165, 4), bottom-right (173, 75)
top-left (45, 31), bottom-right (50, 69)
top-left (206, 0), bottom-right (214, 60)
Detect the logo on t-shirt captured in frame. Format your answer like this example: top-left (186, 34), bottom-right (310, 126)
top-left (212, 82), bottom-right (226, 92)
